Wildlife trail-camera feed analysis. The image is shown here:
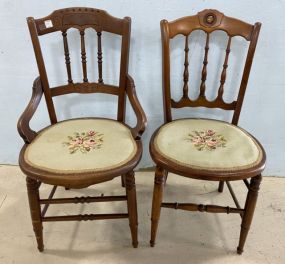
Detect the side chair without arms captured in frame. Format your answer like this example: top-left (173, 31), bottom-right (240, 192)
top-left (17, 7), bottom-right (146, 252)
top-left (150, 9), bottom-right (265, 254)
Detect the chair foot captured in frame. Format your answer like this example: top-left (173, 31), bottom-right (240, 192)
top-left (237, 247), bottom-right (243, 255)
top-left (65, 187), bottom-right (70, 190)
top-left (125, 171), bottom-right (138, 248)
top-left (26, 177), bottom-right (44, 252)
top-left (132, 241), bottom-right (138, 248)
top-left (218, 181), bottom-right (224, 193)
top-left (150, 166), bottom-right (166, 247)
top-left (237, 175), bottom-right (262, 254)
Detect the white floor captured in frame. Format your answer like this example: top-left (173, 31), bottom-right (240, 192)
top-left (0, 165), bottom-right (284, 264)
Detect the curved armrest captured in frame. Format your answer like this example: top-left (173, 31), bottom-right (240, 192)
top-left (126, 74), bottom-right (147, 140)
top-left (17, 77), bottom-right (43, 143)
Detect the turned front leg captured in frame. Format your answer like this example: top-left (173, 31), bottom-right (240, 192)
top-left (150, 166), bottom-right (166, 247)
top-left (26, 177), bottom-right (44, 252)
top-left (125, 171), bottom-right (138, 248)
top-left (237, 175), bottom-right (262, 254)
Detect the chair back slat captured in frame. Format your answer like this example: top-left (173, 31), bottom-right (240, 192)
top-left (217, 36), bottom-right (232, 100)
top-left (80, 29), bottom-right (88, 82)
top-left (97, 32), bottom-right (103, 83)
top-left (182, 35), bottom-right (189, 99)
top-left (62, 30), bottom-right (73, 84)
top-left (199, 33), bottom-right (210, 98)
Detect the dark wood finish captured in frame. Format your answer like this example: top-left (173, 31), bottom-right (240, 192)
top-left (218, 181), bottom-right (224, 192)
top-left (161, 202), bottom-right (244, 215)
top-left (43, 213), bottom-right (129, 222)
top-left (40, 195), bottom-right (127, 204)
top-left (150, 9), bottom-right (265, 254)
top-left (126, 74), bottom-right (147, 139)
top-left (150, 166), bottom-right (166, 247)
top-left (80, 30), bottom-right (88, 82)
top-left (97, 31), bottom-right (103, 83)
top-left (18, 7), bottom-right (146, 251)
top-left (41, 185), bottom-right (57, 217)
top-left (125, 171), bottom-right (138, 248)
top-left (182, 35), bottom-right (189, 99)
top-left (237, 175), bottom-right (262, 254)
top-left (62, 30), bottom-right (73, 83)
top-left (218, 37), bottom-right (232, 100)
top-left (50, 82), bottom-right (119, 97)
top-left (199, 32), bottom-right (209, 97)
top-left (26, 177), bottom-right (43, 252)
top-left (226, 181), bottom-right (243, 217)
top-left (17, 77), bottom-right (43, 143)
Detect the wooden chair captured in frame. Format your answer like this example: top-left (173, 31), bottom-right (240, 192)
top-left (17, 7), bottom-right (146, 252)
top-left (150, 9), bottom-right (265, 254)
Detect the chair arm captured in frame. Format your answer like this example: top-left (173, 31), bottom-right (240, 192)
top-left (126, 74), bottom-right (147, 140)
top-left (17, 77), bottom-right (43, 143)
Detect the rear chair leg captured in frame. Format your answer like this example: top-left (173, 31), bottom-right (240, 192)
top-left (237, 175), bottom-right (262, 254)
top-left (164, 171), bottom-right (169, 186)
top-left (218, 181), bottom-right (224, 192)
top-left (26, 177), bottom-right (44, 252)
top-left (125, 171), bottom-right (138, 248)
top-left (150, 166), bottom-right (166, 247)
top-left (121, 175), bottom-right (126, 187)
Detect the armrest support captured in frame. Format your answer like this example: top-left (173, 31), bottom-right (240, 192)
top-left (126, 74), bottom-right (147, 140)
top-left (17, 77), bottom-right (43, 143)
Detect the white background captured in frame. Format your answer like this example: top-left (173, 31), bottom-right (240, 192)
top-left (0, 0), bottom-right (284, 176)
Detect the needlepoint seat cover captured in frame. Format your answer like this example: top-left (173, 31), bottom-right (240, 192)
top-left (24, 119), bottom-right (137, 173)
top-left (153, 119), bottom-right (263, 172)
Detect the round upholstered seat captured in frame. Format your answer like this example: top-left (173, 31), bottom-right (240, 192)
top-left (20, 118), bottom-right (141, 187)
top-left (150, 119), bottom-right (265, 180)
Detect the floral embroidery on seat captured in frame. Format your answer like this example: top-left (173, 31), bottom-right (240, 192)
top-left (63, 130), bottom-right (104, 154)
top-left (187, 130), bottom-right (226, 151)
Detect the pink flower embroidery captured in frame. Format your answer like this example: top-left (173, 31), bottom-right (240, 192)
top-left (87, 130), bottom-right (96, 136)
top-left (63, 131), bottom-right (104, 154)
top-left (187, 130), bottom-right (226, 151)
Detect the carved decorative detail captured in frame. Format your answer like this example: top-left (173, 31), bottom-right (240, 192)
top-left (204, 13), bottom-right (216, 25)
top-left (198, 9), bottom-right (224, 28)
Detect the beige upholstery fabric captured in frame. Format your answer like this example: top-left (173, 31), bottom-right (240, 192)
top-left (24, 119), bottom-right (137, 173)
top-left (154, 119), bottom-right (263, 171)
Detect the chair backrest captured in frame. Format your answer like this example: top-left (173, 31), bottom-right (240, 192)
top-left (161, 9), bottom-right (261, 125)
top-left (27, 7), bottom-right (131, 124)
